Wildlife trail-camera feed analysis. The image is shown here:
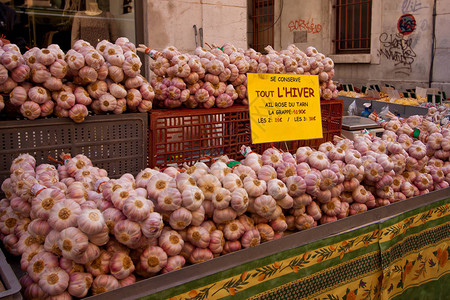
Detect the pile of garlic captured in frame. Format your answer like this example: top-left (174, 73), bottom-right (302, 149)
top-left (147, 43), bottom-right (337, 109)
top-left (1, 114), bottom-right (448, 298)
top-left (0, 38), bottom-right (153, 122)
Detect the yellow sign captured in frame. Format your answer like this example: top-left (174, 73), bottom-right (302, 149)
top-left (247, 73), bottom-right (323, 144)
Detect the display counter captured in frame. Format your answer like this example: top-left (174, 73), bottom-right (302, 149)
top-left (77, 188), bottom-right (450, 300)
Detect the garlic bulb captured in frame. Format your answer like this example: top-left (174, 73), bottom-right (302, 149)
top-left (187, 225), bottom-right (210, 248)
top-left (158, 230), bottom-right (184, 256)
top-left (77, 208), bottom-right (105, 235)
top-left (212, 187), bottom-right (232, 209)
top-left (169, 207), bottom-right (192, 230)
top-left (261, 148), bottom-right (283, 168)
top-left (58, 227), bottom-right (89, 259)
top-left (157, 188), bottom-right (182, 212)
top-left (181, 186), bottom-right (204, 211)
top-left (223, 220), bottom-right (245, 241)
top-left (113, 220), bottom-right (141, 248)
top-left (109, 252), bottom-right (135, 280)
top-left (230, 188), bottom-right (249, 215)
top-left (243, 176), bottom-right (267, 197)
top-left (48, 199), bottom-right (81, 231)
top-left (39, 267), bottom-right (69, 296)
top-left (254, 195), bottom-right (276, 218)
top-left (147, 172), bottom-right (175, 200)
top-left (197, 174), bottom-right (222, 201)
top-left (257, 165), bottom-right (277, 182)
top-left (91, 274), bottom-right (120, 295)
top-left (122, 196), bottom-right (152, 222)
top-left (241, 229), bottom-right (261, 248)
top-left (27, 251), bottom-right (59, 282)
top-left (267, 179), bottom-right (288, 200)
top-left (85, 250), bottom-right (112, 276)
top-left (139, 246), bottom-right (168, 273)
top-left (222, 173), bottom-right (243, 192)
top-left (68, 272), bottom-right (92, 298)
top-left (189, 247), bottom-right (214, 264)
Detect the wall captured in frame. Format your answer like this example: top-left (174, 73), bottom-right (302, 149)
top-left (432, 0), bottom-right (450, 93)
top-left (144, 0), bottom-right (247, 53)
top-left (275, 0), bottom-right (449, 94)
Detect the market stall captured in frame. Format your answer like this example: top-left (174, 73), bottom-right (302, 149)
top-left (0, 36), bottom-right (449, 300)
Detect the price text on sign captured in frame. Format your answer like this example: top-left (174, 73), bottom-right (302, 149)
top-left (247, 73), bottom-right (323, 144)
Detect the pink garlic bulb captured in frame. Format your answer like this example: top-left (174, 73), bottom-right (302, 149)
top-left (20, 101), bottom-right (41, 120)
top-left (85, 250), bottom-right (112, 276)
top-left (99, 93), bottom-right (117, 112)
top-left (27, 251), bottom-right (59, 282)
top-left (49, 59), bottom-right (68, 79)
top-left (11, 64), bottom-right (31, 82)
top-left (69, 104), bottom-right (88, 123)
top-left (48, 199), bottom-right (81, 231)
top-left (122, 196), bottom-right (152, 222)
top-left (241, 228), bottom-right (261, 248)
top-left (189, 247), bottom-right (214, 264)
top-left (157, 187), bottom-right (182, 212)
top-left (158, 230), bottom-right (184, 256)
top-left (77, 208), bottom-right (105, 235)
top-left (91, 274), bottom-right (120, 295)
top-left (109, 252), bottom-right (135, 280)
top-left (39, 267), bottom-right (69, 296)
top-left (58, 227), bottom-right (89, 259)
top-left (9, 85), bottom-right (28, 106)
top-left (141, 212), bottom-right (164, 239)
top-left (139, 246), bottom-right (168, 273)
top-left (68, 272), bottom-right (93, 298)
top-left (114, 219), bottom-right (142, 248)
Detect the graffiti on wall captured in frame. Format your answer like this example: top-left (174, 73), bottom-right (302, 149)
top-left (377, 32), bottom-right (417, 75)
top-left (288, 17), bottom-right (322, 34)
top-left (402, 0), bottom-right (429, 14)
top-left (397, 14), bottom-right (416, 35)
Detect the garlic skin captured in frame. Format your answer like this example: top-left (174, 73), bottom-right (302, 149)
top-left (267, 179), bottom-right (288, 200)
top-left (241, 228), bottom-right (261, 248)
top-left (77, 208), bottom-right (105, 235)
top-left (39, 266), bottom-right (69, 296)
top-left (68, 272), bottom-right (92, 298)
top-left (187, 225), bottom-right (211, 248)
top-left (253, 195), bottom-right (276, 218)
top-left (212, 187), bottom-right (232, 209)
top-left (157, 187), bottom-right (182, 212)
top-left (122, 196), bottom-right (152, 222)
top-left (139, 246), bottom-right (168, 273)
top-left (197, 174), bottom-right (222, 201)
top-left (244, 177), bottom-right (267, 197)
top-left (49, 199), bottom-right (81, 231)
top-left (222, 173), bottom-right (244, 192)
top-left (27, 251), bottom-right (59, 282)
top-left (58, 227), bottom-right (89, 259)
top-left (109, 252), bottom-right (135, 280)
top-left (161, 255), bottom-right (186, 274)
top-left (113, 219), bottom-right (142, 248)
top-left (189, 247), bottom-right (214, 264)
top-left (92, 274), bottom-right (120, 295)
top-left (158, 230), bottom-right (184, 256)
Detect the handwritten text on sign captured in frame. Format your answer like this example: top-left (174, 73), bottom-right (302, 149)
top-left (247, 73), bottom-right (323, 144)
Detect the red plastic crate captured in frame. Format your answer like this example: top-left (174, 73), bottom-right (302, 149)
top-left (148, 99), bottom-right (343, 168)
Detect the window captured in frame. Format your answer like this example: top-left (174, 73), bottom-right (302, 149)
top-left (249, 0), bottom-right (274, 53)
top-left (335, 0), bottom-right (372, 54)
top-left (1, 0), bottom-right (137, 52)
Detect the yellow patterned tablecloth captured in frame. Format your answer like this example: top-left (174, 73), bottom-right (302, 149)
top-left (139, 198), bottom-right (450, 300)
